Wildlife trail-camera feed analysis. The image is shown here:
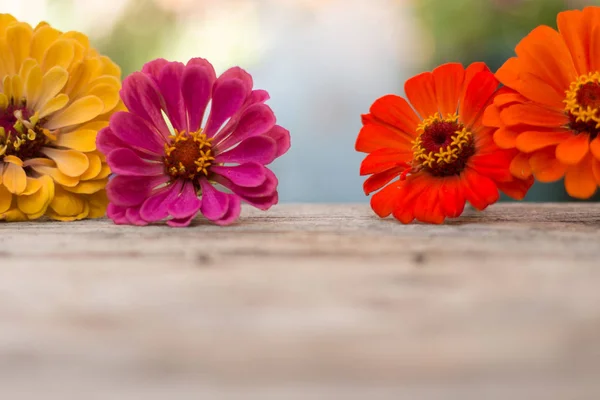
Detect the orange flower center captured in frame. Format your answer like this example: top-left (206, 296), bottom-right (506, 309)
top-left (564, 72), bottom-right (600, 139)
top-left (0, 104), bottom-right (51, 161)
top-left (164, 129), bottom-right (215, 180)
top-left (408, 114), bottom-right (475, 177)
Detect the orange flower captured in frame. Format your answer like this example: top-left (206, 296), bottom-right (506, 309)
top-left (356, 62), bottom-right (533, 224)
top-left (485, 6), bottom-right (600, 199)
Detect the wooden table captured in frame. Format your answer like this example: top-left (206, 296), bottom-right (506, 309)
top-left (1, 204), bottom-right (599, 399)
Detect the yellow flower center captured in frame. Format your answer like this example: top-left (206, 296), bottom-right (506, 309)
top-left (564, 72), bottom-right (600, 139)
top-left (164, 129), bottom-right (215, 180)
top-left (409, 113), bottom-right (475, 177)
top-left (0, 102), bottom-right (54, 161)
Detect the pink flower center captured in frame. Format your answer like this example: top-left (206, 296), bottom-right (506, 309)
top-left (0, 104), bottom-right (50, 161)
top-left (163, 129), bottom-right (215, 180)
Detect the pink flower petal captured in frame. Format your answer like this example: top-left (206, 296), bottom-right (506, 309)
top-left (106, 175), bottom-right (168, 207)
top-left (157, 62), bottom-right (186, 132)
top-left (215, 135), bottom-right (277, 165)
top-left (211, 162), bottom-right (267, 188)
top-left (216, 103), bottom-right (276, 150)
top-left (182, 60), bottom-right (216, 132)
top-left (140, 180), bottom-right (182, 222)
top-left (107, 203), bottom-right (129, 224)
top-left (263, 125), bottom-right (291, 158)
top-left (107, 148), bottom-right (164, 176)
top-left (168, 181), bottom-right (201, 219)
top-left (97, 127), bottom-right (129, 156)
top-left (216, 89), bottom-right (272, 140)
top-left (213, 194), bottom-right (241, 226)
top-left (214, 167), bottom-right (278, 198)
top-left (125, 206), bottom-right (149, 226)
top-left (204, 78), bottom-right (248, 137)
top-left (141, 58), bottom-right (169, 84)
top-left (219, 66), bottom-right (253, 93)
top-left (241, 191), bottom-right (279, 211)
top-left (199, 178), bottom-right (229, 221)
top-left (120, 72), bottom-right (170, 139)
top-left (167, 214), bottom-right (196, 227)
top-left (110, 111), bottom-right (166, 156)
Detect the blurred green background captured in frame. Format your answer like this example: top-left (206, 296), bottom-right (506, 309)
top-left (9, 0), bottom-right (600, 202)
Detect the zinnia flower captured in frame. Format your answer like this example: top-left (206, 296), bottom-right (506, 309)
top-left (356, 62), bottom-right (533, 224)
top-left (0, 15), bottom-right (121, 221)
top-left (484, 6), bottom-right (600, 199)
top-left (98, 58), bottom-right (290, 227)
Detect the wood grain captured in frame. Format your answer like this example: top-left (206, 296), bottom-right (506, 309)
top-left (0, 203), bottom-right (599, 400)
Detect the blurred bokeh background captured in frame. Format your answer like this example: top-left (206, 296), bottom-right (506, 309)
top-left (6, 0), bottom-right (600, 202)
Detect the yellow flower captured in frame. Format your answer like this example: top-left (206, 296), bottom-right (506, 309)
top-left (0, 14), bottom-right (121, 221)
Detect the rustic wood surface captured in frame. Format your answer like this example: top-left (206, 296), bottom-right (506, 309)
top-left (0, 203), bottom-right (599, 400)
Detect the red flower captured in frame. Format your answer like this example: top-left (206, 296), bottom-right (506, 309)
top-left (356, 62), bottom-right (533, 224)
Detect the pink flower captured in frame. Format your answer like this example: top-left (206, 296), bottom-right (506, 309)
top-left (97, 58), bottom-right (290, 227)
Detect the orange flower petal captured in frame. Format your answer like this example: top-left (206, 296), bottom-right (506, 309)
top-left (529, 149), bottom-right (567, 182)
top-left (590, 25), bottom-right (600, 74)
top-left (495, 57), bottom-right (522, 90)
top-left (515, 25), bottom-right (577, 92)
top-left (500, 103), bottom-right (569, 128)
top-left (493, 91), bottom-right (527, 108)
top-left (355, 123), bottom-right (413, 153)
top-left (392, 174), bottom-right (429, 223)
top-left (482, 104), bottom-right (501, 128)
top-left (460, 62), bottom-right (490, 108)
top-left (516, 130), bottom-right (572, 153)
top-left (590, 137), bottom-right (600, 161)
top-left (496, 176), bottom-right (534, 200)
top-left (515, 72), bottom-right (565, 110)
top-left (557, 9), bottom-right (589, 75)
top-left (370, 181), bottom-right (401, 218)
top-left (460, 71), bottom-right (498, 128)
top-left (432, 62), bottom-right (464, 116)
top-left (462, 168), bottom-right (499, 211)
top-left (493, 127), bottom-right (518, 149)
top-left (360, 148), bottom-right (411, 175)
top-left (555, 133), bottom-right (589, 165)
top-left (469, 151), bottom-right (513, 182)
top-left (438, 177), bottom-right (465, 218)
top-left (510, 152), bottom-right (533, 179)
top-left (413, 184), bottom-right (444, 224)
top-left (404, 72), bottom-right (438, 119)
top-left (592, 158), bottom-right (600, 185)
top-left (368, 95), bottom-right (420, 136)
top-left (564, 155), bottom-right (598, 199)
top-left (363, 167), bottom-right (402, 195)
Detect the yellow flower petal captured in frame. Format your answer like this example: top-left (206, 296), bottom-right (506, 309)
top-left (17, 176), bottom-right (53, 215)
top-left (61, 31), bottom-right (90, 49)
top-left (2, 75), bottom-right (12, 100)
top-left (6, 22), bottom-right (33, 72)
top-left (30, 164), bottom-right (79, 187)
top-left (80, 153), bottom-right (102, 180)
top-left (65, 59), bottom-right (98, 97)
top-left (0, 208), bottom-right (27, 222)
top-left (0, 93), bottom-right (7, 109)
top-left (0, 14), bottom-right (17, 35)
top-left (55, 127), bottom-right (97, 152)
top-left (24, 64), bottom-right (42, 107)
top-left (21, 177), bottom-right (42, 196)
top-left (41, 147), bottom-right (89, 177)
top-left (30, 25), bottom-right (61, 63)
top-left (49, 185), bottom-right (86, 218)
top-left (87, 189), bottom-right (108, 218)
top-left (18, 57), bottom-right (37, 82)
top-left (10, 74), bottom-right (23, 102)
top-left (2, 162), bottom-right (27, 194)
top-left (96, 163), bottom-right (111, 180)
top-left (26, 175), bottom-right (55, 220)
top-left (0, 184), bottom-right (12, 213)
top-left (0, 163), bottom-right (4, 185)
top-left (88, 83), bottom-right (120, 112)
top-left (33, 65), bottom-right (68, 110)
top-left (0, 38), bottom-right (15, 76)
top-left (41, 38), bottom-right (75, 72)
top-left (38, 93), bottom-right (69, 118)
top-left (45, 95), bottom-right (104, 130)
top-left (63, 178), bottom-right (107, 194)
top-left (4, 155), bottom-right (23, 166)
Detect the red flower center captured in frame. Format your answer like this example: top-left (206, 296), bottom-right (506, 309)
top-left (0, 104), bottom-right (49, 160)
top-left (408, 114), bottom-right (475, 178)
top-left (163, 130), bottom-right (215, 180)
top-left (565, 73), bottom-right (600, 140)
